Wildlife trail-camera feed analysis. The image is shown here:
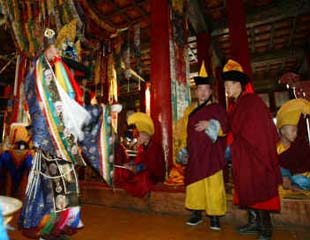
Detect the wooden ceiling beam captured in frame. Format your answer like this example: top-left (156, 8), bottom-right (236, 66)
top-left (102, 0), bottom-right (148, 25)
top-left (211, 0), bottom-right (310, 37)
top-left (131, 1), bottom-right (148, 18)
top-left (105, 0), bottom-right (131, 24)
top-left (287, 17), bottom-right (297, 47)
top-left (268, 24), bottom-right (275, 50)
top-left (250, 47), bottom-right (304, 65)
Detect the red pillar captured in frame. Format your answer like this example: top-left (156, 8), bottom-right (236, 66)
top-left (215, 66), bottom-right (227, 108)
top-left (139, 81), bottom-right (146, 112)
top-left (306, 48), bottom-right (310, 80)
top-left (197, 32), bottom-right (226, 107)
top-left (197, 32), bottom-right (212, 76)
top-left (226, 0), bottom-right (252, 79)
top-left (150, 0), bottom-right (173, 170)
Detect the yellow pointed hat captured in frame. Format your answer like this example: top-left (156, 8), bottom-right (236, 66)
top-left (199, 60), bottom-right (208, 77)
top-left (222, 59), bottom-right (249, 84)
top-left (223, 59), bottom-right (244, 72)
top-left (127, 112), bottom-right (155, 136)
top-left (194, 60), bottom-right (211, 85)
top-left (276, 98), bottom-right (310, 129)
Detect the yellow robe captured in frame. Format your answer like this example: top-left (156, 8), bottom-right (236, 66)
top-left (185, 170), bottom-right (226, 215)
top-left (185, 103), bottom-right (227, 215)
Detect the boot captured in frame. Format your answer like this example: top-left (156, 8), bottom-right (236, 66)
top-left (257, 210), bottom-right (272, 240)
top-left (186, 210), bottom-right (203, 226)
top-left (236, 209), bottom-right (259, 234)
top-left (209, 216), bottom-right (221, 231)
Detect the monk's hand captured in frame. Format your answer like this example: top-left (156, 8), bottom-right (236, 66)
top-left (194, 120), bottom-right (209, 132)
top-left (282, 177), bottom-right (292, 190)
top-left (124, 163), bottom-right (137, 173)
top-left (176, 147), bottom-right (189, 165)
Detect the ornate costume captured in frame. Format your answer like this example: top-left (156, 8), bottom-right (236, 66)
top-left (18, 28), bottom-right (90, 239)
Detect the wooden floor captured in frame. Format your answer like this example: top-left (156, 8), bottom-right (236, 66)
top-left (8, 204), bottom-right (310, 240)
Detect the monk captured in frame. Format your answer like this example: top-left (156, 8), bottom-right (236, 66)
top-left (183, 61), bottom-right (228, 230)
top-left (276, 99), bottom-right (310, 193)
top-left (115, 112), bottom-right (166, 198)
top-left (222, 59), bottom-right (281, 240)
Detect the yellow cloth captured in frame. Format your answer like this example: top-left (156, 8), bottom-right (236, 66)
top-left (277, 141), bottom-right (290, 155)
top-left (9, 124), bottom-right (31, 147)
top-left (176, 103), bottom-right (197, 150)
top-left (164, 103), bottom-right (197, 186)
top-left (276, 99), bottom-right (310, 129)
top-left (185, 170), bottom-right (226, 215)
top-left (127, 112), bottom-right (154, 136)
top-left (164, 164), bottom-right (185, 186)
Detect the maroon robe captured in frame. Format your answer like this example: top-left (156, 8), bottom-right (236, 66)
top-left (113, 143), bottom-right (131, 186)
top-left (185, 102), bottom-right (228, 186)
top-left (229, 93), bottom-right (281, 208)
top-left (279, 115), bottom-right (310, 174)
top-left (119, 140), bottom-right (166, 198)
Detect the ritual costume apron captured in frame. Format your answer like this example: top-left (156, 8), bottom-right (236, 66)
top-left (19, 55), bottom-right (90, 238)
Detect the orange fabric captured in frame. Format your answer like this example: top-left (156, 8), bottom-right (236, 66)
top-left (164, 164), bottom-right (185, 186)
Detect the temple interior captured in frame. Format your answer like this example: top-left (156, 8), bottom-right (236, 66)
top-left (0, 0), bottom-right (309, 239)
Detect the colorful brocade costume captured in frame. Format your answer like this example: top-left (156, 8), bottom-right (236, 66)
top-left (18, 54), bottom-right (91, 238)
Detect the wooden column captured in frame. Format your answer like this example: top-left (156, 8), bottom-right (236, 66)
top-left (197, 32), bottom-right (212, 75)
top-left (215, 66), bottom-right (227, 108)
top-left (306, 46), bottom-right (310, 80)
top-left (226, 0), bottom-right (252, 79)
top-left (150, 0), bottom-right (173, 170)
top-left (139, 81), bottom-right (146, 112)
top-left (197, 32), bottom-right (226, 107)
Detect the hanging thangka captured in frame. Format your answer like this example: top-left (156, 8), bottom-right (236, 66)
top-left (133, 23), bottom-right (141, 75)
top-left (0, 0), bottom-right (82, 57)
top-left (11, 54), bottom-right (29, 124)
top-left (169, 0), bottom-right (191, 120)
top-left (169, 0), bottom-right (191, 159)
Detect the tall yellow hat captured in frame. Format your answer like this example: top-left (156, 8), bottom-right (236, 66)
top-left (127, 112), bottom-right (155, 136)
top-left (276, 98), bottom-right (310, 129)
top-left (222, 59), bottom-right (249, 84)
top-left (194, 60), bottom-right (211, 85)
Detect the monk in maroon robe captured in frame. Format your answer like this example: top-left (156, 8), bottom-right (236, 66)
top-left (183, 61), bottom-right (228, 230)
top-left (222, 59), bottom-right (281, 240)
top-left (121, 140), bottom-right (165, 197)
top-left (279, 114), bottom-right (310, 176)
top-left (186, 103), bottom-right (228, 186)
top-left (115, 112), bottom-right (166, 198)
